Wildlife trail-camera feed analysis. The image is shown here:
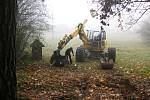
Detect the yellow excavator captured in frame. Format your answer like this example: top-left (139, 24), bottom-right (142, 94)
top-left (50, 19), bottom-right (116, 69)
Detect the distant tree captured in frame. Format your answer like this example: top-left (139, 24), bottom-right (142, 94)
top-left (90, 0), bottom-right (150, 30)
top-left (139, 16), bottom-right (150, 46)
top-left (0, 0), bottom-right (17, 99)
top-left (16, 0), bottom-right (50, 58)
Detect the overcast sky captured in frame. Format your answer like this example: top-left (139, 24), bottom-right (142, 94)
top-left (45, 0), bottom-right (91, 25)
top-left (44, 0), bottom-right (124, 35)
top-left (44, 0), bottom-right (149, 42)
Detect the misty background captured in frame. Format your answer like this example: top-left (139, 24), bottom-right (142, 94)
top-left (42, 0), bottom-right (150, 52)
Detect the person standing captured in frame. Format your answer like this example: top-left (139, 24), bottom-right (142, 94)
top-left (65, 47), bottom-right (74, 64)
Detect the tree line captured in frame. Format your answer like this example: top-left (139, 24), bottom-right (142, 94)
top-left (16, 0), bottom-right (50, 58)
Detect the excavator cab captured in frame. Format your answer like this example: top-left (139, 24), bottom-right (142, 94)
top-left (86, 29), bottom-right (106, 51)
top-left (76, 26), bottom-right (108, 60)
top-left (87, 27), bottom-right (106, 41)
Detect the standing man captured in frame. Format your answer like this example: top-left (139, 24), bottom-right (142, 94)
top-left (65, 47), bottom-right (74, 64)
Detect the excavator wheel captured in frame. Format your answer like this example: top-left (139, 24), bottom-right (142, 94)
top-left (76, 47), bottom-right (85, 62)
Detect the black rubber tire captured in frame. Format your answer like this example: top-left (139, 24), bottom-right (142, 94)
top-left (76, 47), bottom-right (85, 62)
top-left (108, 48), bottom-right (116, 63)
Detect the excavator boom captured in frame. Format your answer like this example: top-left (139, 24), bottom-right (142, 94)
top-left (57, 19), bottom-right (89, 50)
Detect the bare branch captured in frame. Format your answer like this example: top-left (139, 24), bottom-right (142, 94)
top-left (16, 0), bottom-right (51, 52)
top-left (90, 0), bottom-right (150, 29)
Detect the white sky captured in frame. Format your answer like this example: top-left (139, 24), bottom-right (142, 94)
top-left (44, 0), bottom-right (124, 35)
top-left (44, 0), bottom-right (148, 42)
top-left (45, 0), bottom-right (92, 25)
top-left (45, 0), bottom-right (141, 32)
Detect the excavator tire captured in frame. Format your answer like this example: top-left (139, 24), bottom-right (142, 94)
top-left (108, 48), bottom-right (116, 63)
top-left (76, 47), bottom-right (85, 62)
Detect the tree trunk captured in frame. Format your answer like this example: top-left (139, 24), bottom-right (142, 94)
top-left (0, 0), bottom-right (17, 99)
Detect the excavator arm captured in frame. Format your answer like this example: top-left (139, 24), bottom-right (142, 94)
top-left (57, 19), bottom-right (89, 50)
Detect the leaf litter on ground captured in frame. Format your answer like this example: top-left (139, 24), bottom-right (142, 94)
top-left (17, 60), bottom-right (150, 100)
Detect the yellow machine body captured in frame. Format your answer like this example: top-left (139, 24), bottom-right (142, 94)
top-left (57, 19), bottom-right (107, 52)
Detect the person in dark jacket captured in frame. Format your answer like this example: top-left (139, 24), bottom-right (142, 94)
top-left (65, 47), bottom-right (74, 64)
top-left (50, 50), bottom-right (61, 66)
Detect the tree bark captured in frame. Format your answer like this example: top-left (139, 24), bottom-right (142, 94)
top-left (0, 0), bottom-right (17, 99)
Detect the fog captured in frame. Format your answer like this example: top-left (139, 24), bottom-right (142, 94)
top-left (42, 0), bottom-right (150, 53)
top-left (138, 16), bottom-right (150, 46)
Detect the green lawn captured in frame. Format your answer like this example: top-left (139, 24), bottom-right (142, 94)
top-left (117, 47), bottom-right (150, 78)
top-left (22, 40), bottom-right (150, 78)
top-left (107, 40), bottom-right (150, 78)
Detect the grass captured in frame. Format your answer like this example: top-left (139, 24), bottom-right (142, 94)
top-left (18, 40), bottom-right (150, 78)
top-left (114, 42), bottom-right (150, 78)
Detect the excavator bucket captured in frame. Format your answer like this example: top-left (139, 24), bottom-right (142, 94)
top-left (100, 59), bottom-right (114, 69)
top-left (50, 50), bottom-right (69, 67)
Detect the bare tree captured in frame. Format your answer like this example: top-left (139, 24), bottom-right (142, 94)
top-left (89, 0), bottom-right (150, 30)
top-left (16, 0), bottom-right (50, 57)
top-left (139, 16), bottom-right (150, 46)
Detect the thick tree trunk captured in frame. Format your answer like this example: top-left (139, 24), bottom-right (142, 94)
top-left (0, 0), bottom-right (17, 99)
